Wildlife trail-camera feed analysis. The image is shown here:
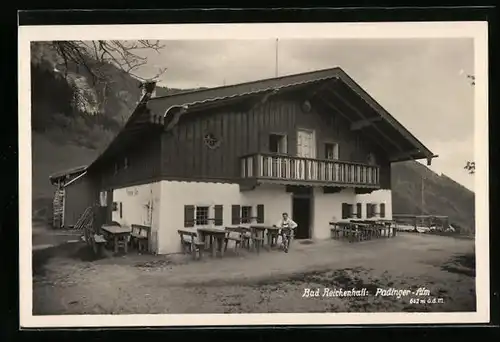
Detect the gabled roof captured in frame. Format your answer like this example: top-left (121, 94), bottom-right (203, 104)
top-left (89, 66), bottom-right (436, 169)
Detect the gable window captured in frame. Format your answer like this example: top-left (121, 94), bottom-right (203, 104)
top-left (324, 143), bottom-right (339, 160)
top-left (269, 134), bottom-right (287, 154)
top-left (241, 206), bottom-right (253, 224)
top-left (367, 153), bottom-right (377, 165)
top-left (204, 133), bottom-right (221, 149)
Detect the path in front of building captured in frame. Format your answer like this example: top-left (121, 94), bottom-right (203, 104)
top-left (33, 232), bottom-right (476, 315)
top-left (32, 221), bottom-right (82, 250)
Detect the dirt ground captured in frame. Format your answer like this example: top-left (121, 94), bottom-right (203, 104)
top-left (32, 232), bottom-right (476, 314)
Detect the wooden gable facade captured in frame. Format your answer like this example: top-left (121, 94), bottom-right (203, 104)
top-left (159, 90), bottom-right (392, 189)
top-left (83, 67), bottom-right (435, 200)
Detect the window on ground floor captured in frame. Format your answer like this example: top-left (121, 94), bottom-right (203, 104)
top-left (342, 203), bottom-right (353, 220)
top-left (356, 203), bottom-right (362, 218)
top-left (380, 203), bottom-right (386, 218)
top-left (231, 204), bottom-right (265, 224)
top-left (195, 206), bottom-right (210, 225)
top-left (185, 205), bottom-right (223, 227)
top-left (241, 206), bottom-right (253, 224)
top-left (366, 203), bottom-right (377, 218)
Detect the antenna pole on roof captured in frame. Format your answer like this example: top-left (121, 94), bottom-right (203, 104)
top-left (275, 38), bottom-right (279, 77)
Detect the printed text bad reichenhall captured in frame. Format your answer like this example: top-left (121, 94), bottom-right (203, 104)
top-left (302, 287), bottom-right (430, 298)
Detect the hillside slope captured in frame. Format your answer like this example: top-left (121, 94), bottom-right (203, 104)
top-left (30, 44), bottom-right (475, 233)
top-left (391, 161), bottom-right (475, 233)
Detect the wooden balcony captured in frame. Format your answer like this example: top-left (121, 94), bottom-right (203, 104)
top-left (240, 153), bottom-right (380, 188)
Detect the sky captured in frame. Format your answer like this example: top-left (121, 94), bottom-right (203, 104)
top-left (134, 38), bottom-right (475, 191)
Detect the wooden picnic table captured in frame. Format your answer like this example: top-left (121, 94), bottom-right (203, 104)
top-left (101, 224), bottom-right (131, 254)
top-left (264, 226), bottom-right (281, 247)
top-left (376, 220), bottom-right (397, 237)
top-left (197, 227), bottom-right (227, 258)
top-left (330, 221), bottom-right (352, 240)
top-left (248, 225), bottom-right (281, 252)
top-left (224, 226), bottom-right (249, 252)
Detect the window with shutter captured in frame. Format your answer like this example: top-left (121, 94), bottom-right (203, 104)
top-left (257, 204), bottom-right (265, 224)
top-left (184, 205), bottom-right (195, 227)
top-left (356, 203), bottom-right (362, 218)
top-left (342, 203), bottom-right (350, 220)
top-left (380, 203), bottom-right (386, 218)
top-left (366, 203), bottom-right (372, 218)
top-left (241, 206), bottom-right (252, 224)
top-left (214, 205), bottom-right (223, 226)
top-left (231, 205), bottom-right (241, 225)
top-left (195, 206), bottom-right (209, 225)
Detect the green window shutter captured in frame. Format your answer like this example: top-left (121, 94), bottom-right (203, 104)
top-left (214, 205), bottom-right (223, 226)
top-left (184, 205), bottom-right (195, 227)
top-left (231, 205), bottom-right (241, 225)
top-left (257, 204), bottom-right (265, 224)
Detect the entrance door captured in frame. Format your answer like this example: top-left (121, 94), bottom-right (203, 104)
top-left (296, 129), bottom-right (316, 180)
top-left (292, 196), bottom-right (312, 239)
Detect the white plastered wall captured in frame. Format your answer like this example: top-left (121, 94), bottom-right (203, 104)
top-left (158, 181), bottom-right (292, 254)
top-left (311, 187), bottom-right (356, 240)
top-left (355, 189), bottom-right (393, 220)
top-left (111, 182), bottom-right (162, 252)
top-left (240, 184), bottom-right (292, 226)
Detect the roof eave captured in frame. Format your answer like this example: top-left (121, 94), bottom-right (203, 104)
top-left (391, 153), bottom-right (438, 165)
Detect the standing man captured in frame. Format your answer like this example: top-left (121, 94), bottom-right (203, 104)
top-left (274, 212), bottom-right (298, 253)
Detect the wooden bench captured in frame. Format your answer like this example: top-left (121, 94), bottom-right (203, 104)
top-left (249, 226), bottom-right (266, 253)
top-left (131, 224), bottom-right (151, 253)
top-left (178, 230), bottom-right (205, 260)
top-left (81, 216), bottom-right (107, 256)
top-left (224, 226), bottom-right (243, 253)
top-left (330, 223), bottom-right (342, 239)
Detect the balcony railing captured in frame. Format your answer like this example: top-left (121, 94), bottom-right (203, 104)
top-left (240, 153), bottom-right (380, 187)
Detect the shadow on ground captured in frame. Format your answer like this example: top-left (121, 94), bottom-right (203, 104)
top-left (441, 253), bottom-right (475, 278)
top-left (33, 243), bottom-right (105, 277)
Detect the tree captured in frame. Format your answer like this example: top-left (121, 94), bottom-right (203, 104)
top-left (464, 161), bottom-right (475, 175)
top-left (31, 40), bottom-right (167, 114)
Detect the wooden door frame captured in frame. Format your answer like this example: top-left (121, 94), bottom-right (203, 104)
top-left (292, 193), bottom-right (313, 239)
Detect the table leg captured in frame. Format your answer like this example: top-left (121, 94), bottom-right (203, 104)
top-left (124, 235), bottom-right (128, 253)
top-left (211, 236), bottom-right (216, 257)
top-left (219, 237), bottom-right (225, 258)
top-left (114, 236), bottom-right (118, 253)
